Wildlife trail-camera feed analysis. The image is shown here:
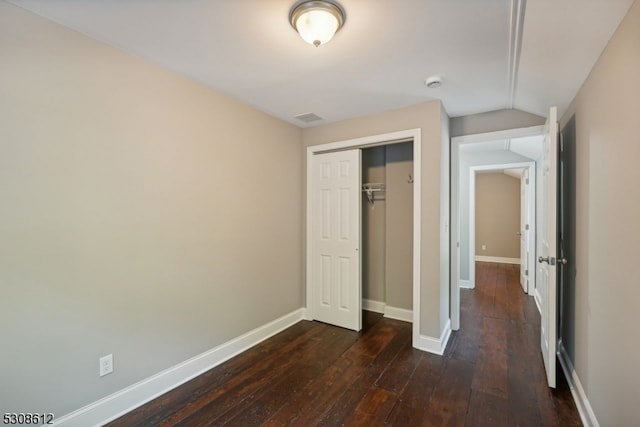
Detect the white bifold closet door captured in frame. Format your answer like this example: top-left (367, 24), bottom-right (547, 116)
top-left (310, 149), bottom-right (361, 331)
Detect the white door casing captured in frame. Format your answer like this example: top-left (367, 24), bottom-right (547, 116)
top-left (468, 161), bottom-right (535, 288)
top-left (537, 106), bottom-right (559, 388)
top-left (450, 126), bottom-right (542, 339)
top-left (310, 150), bottom-right (362, 331)
top-left (526, 165), bottom-right (537, 297)
top-left (520, 168), bottom-right (529, 293)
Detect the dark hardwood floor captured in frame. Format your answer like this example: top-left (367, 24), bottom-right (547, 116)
top-left (108, 262), bottom-right (581, 426)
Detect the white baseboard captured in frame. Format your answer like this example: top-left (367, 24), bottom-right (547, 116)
top-left (459, 279), bottom-right (473, 289)
top-left (363, 299), bottom-right (412, 323)
top-left (362, 298), bottom-right (385, 314)
top-left (384, 306), bottom-right (413, 323)
top-left (413, 319), bottom-right (451, 356)
top-left (475, 256), bottom-right (521, 264)
top-left (558, 342), bottom-right (599, 427)
top-left (52, 308), bottom-right (307, 427)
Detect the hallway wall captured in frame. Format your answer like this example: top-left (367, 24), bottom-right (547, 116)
top-left (559, 0), bottom-right (640, 424)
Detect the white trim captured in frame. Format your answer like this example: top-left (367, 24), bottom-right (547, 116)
top-left (475, 256), bottom-right (521, 264)
top-left (451, 126), bottom-right (543, 354)
top-left (413, 319), bottom-right (451, 356)
top-left (307, 129), bottom-right (417, 153)
top-left (459, 279), bottom-right (473, 289)
top-left (306, 129), bottom-right (422, 345)
top-left (451, 136), bottom-right (461, 330)
top-left (525, 165), bottom-right (537, 296)
top-left (362, 300), bottom-right (413, 323)
top-left (51, 309), bottom-right (306, 427)
top-left (558, 342), bottom-right (600, 427)
top-left (384, 306), bottom-right (413, 323)
top-left (362, 299), bottom-right (385, 314)
top-left (411, 131), bottom-right (422, 349)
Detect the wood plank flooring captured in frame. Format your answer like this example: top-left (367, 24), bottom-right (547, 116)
top-left (107, 262), bottom-right (581, 426)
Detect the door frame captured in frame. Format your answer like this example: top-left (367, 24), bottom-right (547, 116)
top-left (468, 162), bottom-right (536, 290)
top-left (520, 167), bottom-right (532, 293)
top-left (450, 125), bottom-right (543, 330)
top-left (306, 128), bottom-right (421, 344)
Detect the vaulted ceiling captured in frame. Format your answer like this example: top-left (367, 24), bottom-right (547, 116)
top-left (9, 0), bottom-right (634, 127)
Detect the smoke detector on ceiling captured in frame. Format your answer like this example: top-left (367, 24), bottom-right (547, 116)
top-left (425, 76), bottom-right (443, 89)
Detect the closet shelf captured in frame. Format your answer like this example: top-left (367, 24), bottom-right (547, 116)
top-left (362, 183), bottom-right (385, 205)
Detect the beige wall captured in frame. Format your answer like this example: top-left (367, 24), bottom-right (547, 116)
top-left (475, 173), bottom-right (521, 258)
top-left (303, 100), bottom-right (449, 337)
top-left (0, 2), bottom-right (303, 417)
top-left (362, 147), bottom-right (386, 302)
top-left (559, 1), bottom-right (640, 425)
top-left (385, 143), bottom-right (413, 310)
top-left (450, 108), bottom-right (545, 137)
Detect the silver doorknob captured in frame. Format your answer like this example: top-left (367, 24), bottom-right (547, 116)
top-left (559, 258), bottom-right (568, 265)
top-left (538, 256), bottom-right (556, 265)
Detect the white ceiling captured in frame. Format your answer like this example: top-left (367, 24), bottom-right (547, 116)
top-left (8, 0), bottom-right (634, 127)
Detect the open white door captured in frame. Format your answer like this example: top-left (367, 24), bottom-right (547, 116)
top-left (310, 150), bottom-right (361, 331)
top-left (537, 106), bottom-right (559, 388)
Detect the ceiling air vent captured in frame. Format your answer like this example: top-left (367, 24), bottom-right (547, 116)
top-left (294, 112), bottom-right (323, 123)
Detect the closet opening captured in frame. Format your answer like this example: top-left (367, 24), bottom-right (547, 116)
top-left (361, 142), bottom-right (414, 322)
top-left (305, 128), bottom-right (423, 346)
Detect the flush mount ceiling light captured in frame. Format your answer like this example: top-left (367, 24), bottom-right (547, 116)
top-left (289, 0), bottom-right (346, 47)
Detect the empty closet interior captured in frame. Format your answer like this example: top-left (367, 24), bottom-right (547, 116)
top-left (361, 142), bottom-right (413, 320)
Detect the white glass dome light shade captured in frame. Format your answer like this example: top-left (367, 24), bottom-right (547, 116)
top-left (295, 9), bottom-right (339, 46)
top-left (289, 1), bottom-right (345, 47)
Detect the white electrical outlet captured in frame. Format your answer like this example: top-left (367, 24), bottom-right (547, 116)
top-left (482, 245), bottom-right (487, 251)
top-left (99, 354), bottom-right (113, 377)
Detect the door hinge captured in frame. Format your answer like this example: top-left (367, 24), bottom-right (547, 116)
top-left (526, 178), bottom-right (529, 185)
top-left (525, 224), bottom-right (529, 230)
top-left (525, 269), bottom-right (529, 276)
